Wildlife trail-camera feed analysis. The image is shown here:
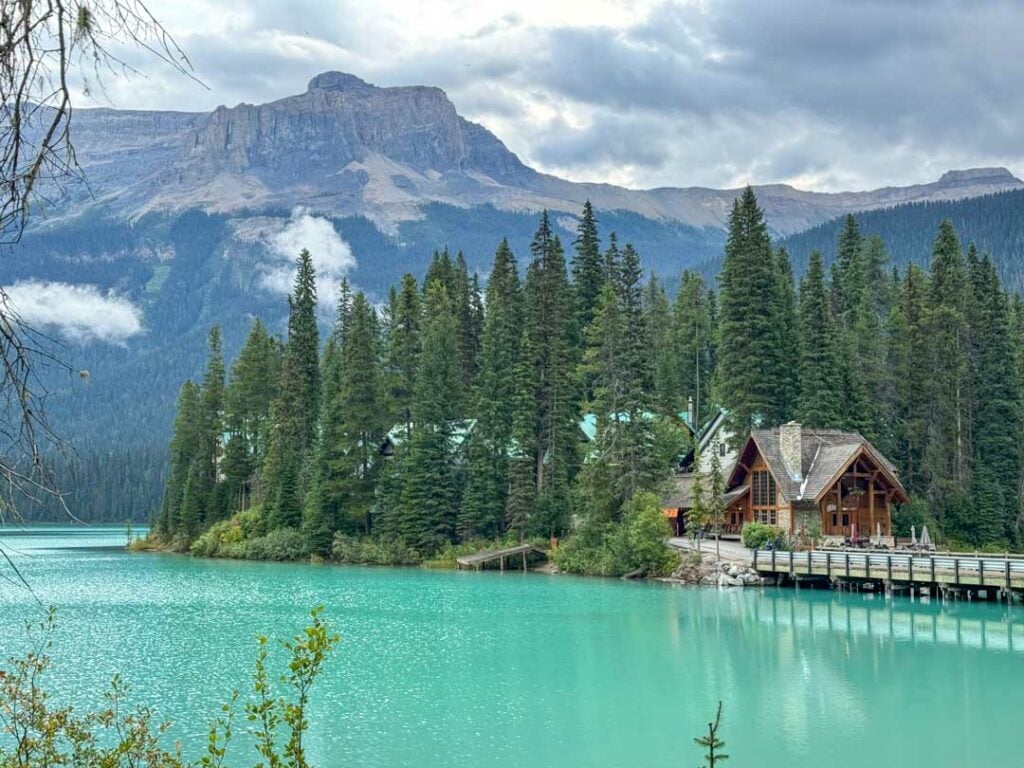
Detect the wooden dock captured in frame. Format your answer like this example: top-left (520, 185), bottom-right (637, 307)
top-left (456, 544), bottom-right (548, 571)
top-left (753, 548), bottom-right (1024, 600)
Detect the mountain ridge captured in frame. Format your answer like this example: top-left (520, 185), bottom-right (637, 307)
top-left (48, 70), bottom-right (1022, 237)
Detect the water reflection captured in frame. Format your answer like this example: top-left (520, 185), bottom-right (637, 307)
top-left (751, 589), bottom-right (1023, 653)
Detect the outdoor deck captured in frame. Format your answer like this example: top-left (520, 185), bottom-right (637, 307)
top-left (455, 544), bottom-right (548, 571)
top-left (753, 548), bottom-right (1024, 599)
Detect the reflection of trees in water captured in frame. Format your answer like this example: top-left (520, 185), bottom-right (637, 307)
top-left (669, 587), bottom-right (1022, 755)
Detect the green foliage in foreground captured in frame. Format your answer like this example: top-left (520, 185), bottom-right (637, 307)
top-left (695, 701), bottom-right (729, 767)
top-left (740, 523), bottom-right (788, 550)
top-left (0, 607), bottom-right (338, 768)
top-left (556, 492), bottom-right (677, 577)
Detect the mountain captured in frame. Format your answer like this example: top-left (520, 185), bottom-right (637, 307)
top-left (45, 72), bottom-right (1022, 237)
top-left (7, 71), bottom-right (1024, 522)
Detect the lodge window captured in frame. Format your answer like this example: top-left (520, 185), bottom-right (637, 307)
top-left (752, 471), bottom-right (776, 507)
top-left (757, 509), bottom-right (777, 525)
top-left (719, 442), bottom-right (727, 457)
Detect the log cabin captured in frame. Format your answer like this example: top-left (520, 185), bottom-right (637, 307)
top-left (664, 421), bottom-right (908, 545)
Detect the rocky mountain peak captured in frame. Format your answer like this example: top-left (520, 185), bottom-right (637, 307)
top-left (938, 167), bottom-right (1022, 186)
top-left (307, 71), bottom-right (376, 93)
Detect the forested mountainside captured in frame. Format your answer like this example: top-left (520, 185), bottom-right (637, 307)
top-left (8, 71), bottom-right (1023, 523)
top-left (779, 188), bottom-right (1024, 289)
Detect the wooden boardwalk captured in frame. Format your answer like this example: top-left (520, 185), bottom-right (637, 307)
top-left (456, 544), bottom-right (548, 571)
top-left (754, 548), bottom-right (1024, 599)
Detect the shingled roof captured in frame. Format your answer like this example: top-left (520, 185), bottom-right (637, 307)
top-left (740, 427), bottom-right (906, 503)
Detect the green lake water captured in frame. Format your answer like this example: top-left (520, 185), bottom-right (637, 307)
top-left (2, 526), bottom-right (1023, 767)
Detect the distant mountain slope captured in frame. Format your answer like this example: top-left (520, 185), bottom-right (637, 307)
top-left (778, 188), bottom-right (1024, 289)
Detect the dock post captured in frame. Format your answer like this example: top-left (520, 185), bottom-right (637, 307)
top-left (522, 550), bottom-right (527, 571)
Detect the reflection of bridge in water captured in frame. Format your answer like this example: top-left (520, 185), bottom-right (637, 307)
top-left (750, 592), bottom-right (1024, 653)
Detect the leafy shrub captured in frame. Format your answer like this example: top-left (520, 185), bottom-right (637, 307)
top-left (331, 534), bottom-right (423, 566)
top-left (190, 519), bottom-right (241, 557)
top-left (556, 491), bottom-right (676, 577)
top-left (1, 607), bottom-right (337, 767)
top-left (741, 522), bottom-right (787, 550)
top-left (244, 527), bottom-right (310, 561)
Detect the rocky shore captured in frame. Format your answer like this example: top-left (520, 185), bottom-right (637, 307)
top-left (664, 553), bottom-right (763, 587)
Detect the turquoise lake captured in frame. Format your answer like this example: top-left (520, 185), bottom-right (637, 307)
top-left (2, 526), bottom-right (1023, 767)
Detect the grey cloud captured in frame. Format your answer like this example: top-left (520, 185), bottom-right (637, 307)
top-left (86, 0), bottom-right (1024, 190)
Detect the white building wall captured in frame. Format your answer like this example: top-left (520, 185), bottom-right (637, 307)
top-left (697, 423), bottom-right (739, 478)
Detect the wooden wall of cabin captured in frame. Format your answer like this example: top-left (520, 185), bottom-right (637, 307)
top-left (819, 474), bottom-right (892, 538)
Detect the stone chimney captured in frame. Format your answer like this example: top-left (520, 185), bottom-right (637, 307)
top-left (779, 421), bottom-right (803, 481)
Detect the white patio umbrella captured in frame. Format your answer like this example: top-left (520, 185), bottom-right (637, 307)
top-left (920, 525), bottom-right (933, 550)
top-left (911, 525), bottom-right (918, 547)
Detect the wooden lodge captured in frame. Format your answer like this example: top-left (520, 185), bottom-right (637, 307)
top-left (665, 421), bottom-right (909, 545)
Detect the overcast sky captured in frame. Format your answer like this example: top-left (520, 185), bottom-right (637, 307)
top-left (81, 0), bottom-right (1024, 192)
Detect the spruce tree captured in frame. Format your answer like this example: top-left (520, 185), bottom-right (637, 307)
top-left (157, 380), bottom-right (203, 539)
top-left (452, 252), bottom-right (481, 382)
top-left (671, 272), bottom-right (715, 426)
top-left (796, 251), bottom-right (841, 427)
top-left (572, 200), bottom-right (603, 333)
top-left (459, 239), bottom-right (521, 539)
top-left (505, 327), bottom-right (538, 538)
top-left (887, 264), bottom-right (930, 495)
top-left (517, 212), bottom-right (579, 536)
top-left (199, 325), bottom-right (226, 523)
top-left (967, 255), bottom-right (1020, 545)
top-left (386, 273), bottom-right (421, 434)
top-left (716, 188), bottom-right (787, 437)
top-left (221, 319), bottom-right (280, 512)
top-left (265, 249), bottom-right (320, 531)
top-left (831, 213), bottom-right (864, 319)
top-left (643, 276), bottom-right (676, 415)
top-left (772, 247), bottom-right (798, 421)
top-left (922, 220), bottom-right (971, 524)
top-left (399, 280), bottom-right (464, 551)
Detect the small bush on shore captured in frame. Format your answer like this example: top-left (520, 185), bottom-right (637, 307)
top-left (331, 534), bottom-right (423, 566)
top-left (556, 491), bottom-right (677, 577)
top-left (244, 527), bottom-right (310, 561)
top-left (741, 522), bottom-right (787, 550)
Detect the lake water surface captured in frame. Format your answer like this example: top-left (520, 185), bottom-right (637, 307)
top-left (2, 525), bottom-right (1022, 767)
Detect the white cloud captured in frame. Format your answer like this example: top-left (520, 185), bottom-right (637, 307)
top-left (2, 282), bottom-right (144, 344)
top-left (263, 208), bottom-right (358, 310)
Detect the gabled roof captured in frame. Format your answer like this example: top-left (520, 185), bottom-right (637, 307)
top-left (662, 472), bottom-right (749, 511)
top-left (678, 407), bottom-right (729, 469)
top-left (579, 410), bottom-right (667, 443)
top-left (730, 427), bottom-right (908, 503)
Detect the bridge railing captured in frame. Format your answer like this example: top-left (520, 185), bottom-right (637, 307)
top-left (752, 548), bottom-right (1024, 587)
